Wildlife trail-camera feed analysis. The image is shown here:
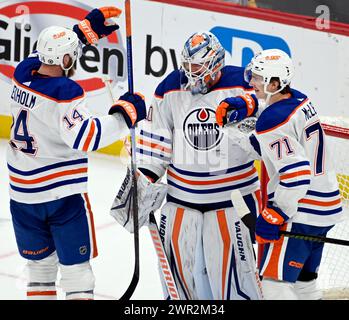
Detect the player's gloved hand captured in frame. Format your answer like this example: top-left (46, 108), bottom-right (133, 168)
top-left (109, 92), bottom-right (146, 128)
top-left (255, 204), bottom-right (289, 244)
top-left (110, 167), bottom-right (168, 233)
top-left (216, 94), bottom-right (258, 127)
top-left (73, 7), bottom-right (122, 45)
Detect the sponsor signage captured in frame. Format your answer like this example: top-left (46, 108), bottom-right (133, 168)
top-left (1, 0), bottom-right (348, 127)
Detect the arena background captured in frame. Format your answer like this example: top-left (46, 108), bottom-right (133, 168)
top-left (1, 0), bottom-right (348, 156)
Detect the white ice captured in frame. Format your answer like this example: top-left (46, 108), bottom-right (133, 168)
top-left (0, 139), bottom-right (163, 300)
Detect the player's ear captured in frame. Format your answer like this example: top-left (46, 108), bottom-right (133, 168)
top-left (63, 54), bottom-right (71, 68)
top-left (269, 78), bottom-right (280, 92)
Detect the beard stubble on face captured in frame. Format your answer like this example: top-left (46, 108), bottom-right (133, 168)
top-left (66, 66), bottom-right (75, 78)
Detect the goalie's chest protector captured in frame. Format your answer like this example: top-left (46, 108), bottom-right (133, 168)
top-left (159, 67), bottom-right (260, 206)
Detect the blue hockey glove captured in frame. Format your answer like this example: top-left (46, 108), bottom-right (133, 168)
top-left (216, 94), bottom-right (258, 126)
top-left (255, 204), bottom-right (289, 244)
top-left (109, 92), bottom-right (146, 128)
top-left (73, 7), bottom-right (121, 45)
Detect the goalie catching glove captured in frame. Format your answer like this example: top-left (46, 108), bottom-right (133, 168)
top-left (110, 167), bottom-right (167, 233)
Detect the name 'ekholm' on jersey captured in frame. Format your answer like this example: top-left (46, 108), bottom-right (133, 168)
top-left (11, 85), bottom-right (37, 109)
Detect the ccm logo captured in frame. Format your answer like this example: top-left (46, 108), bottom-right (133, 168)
top-left (265, 55), bottom-right (281, 60)
top-left (289, 261), bottom-right (304, 269)
top-left (53, 31), bottom-right (66, 39)
top-left (261, 209), bottom-right (280, 224)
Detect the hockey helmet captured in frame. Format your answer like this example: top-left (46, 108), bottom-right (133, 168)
top-left (36, 26), bottom-right (81, 71)
top-left (180, 31), bottom-right (225, 94)
top-left (244, 49), bottom-right (294, 95)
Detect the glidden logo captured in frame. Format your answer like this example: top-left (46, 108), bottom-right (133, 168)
top-left (0, 0), bottom-right (126, 93)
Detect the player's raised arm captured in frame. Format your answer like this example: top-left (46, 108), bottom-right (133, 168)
top-left (73, 7), bottom-right (122, 45)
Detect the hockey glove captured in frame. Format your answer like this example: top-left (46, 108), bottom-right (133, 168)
top-left (216, 94), bottom-right (258, 127)
top-left (109, 92), bottom-right (146, 128)
top-left (110, 167), bottom-right (168, 233)
top-left (73, 7), bottom-right (121, 45)
top-left (255, 204), bottom-right (289, 244)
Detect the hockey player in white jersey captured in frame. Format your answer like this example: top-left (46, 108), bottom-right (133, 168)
top-left (215, 49), bottom-right (343, 299)
top-left (111, 31), bottom-right (263, 300)
top-left (7, 7), bottom-right (146, 300)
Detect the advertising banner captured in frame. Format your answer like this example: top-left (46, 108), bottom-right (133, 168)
top-left (1, 0), bottom-right (348, 153)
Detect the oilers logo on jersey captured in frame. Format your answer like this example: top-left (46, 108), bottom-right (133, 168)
top-left (183, 107), bottom-right (223, 151)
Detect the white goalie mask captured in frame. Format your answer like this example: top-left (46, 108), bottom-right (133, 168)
top-left (36, 26), bottom-right (82, 74)
top-left (180, 31), bottom-right (225, 94)
top-left (244, 49), bottom-right (294, 96)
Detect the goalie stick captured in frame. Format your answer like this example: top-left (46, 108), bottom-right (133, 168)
top-left (231, 190), bottom-right (349, 247)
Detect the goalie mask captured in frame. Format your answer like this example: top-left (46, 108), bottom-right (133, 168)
top-left (244, 49), bottom-right (294, 97)
top-left (36, 26), bottom-right (82, 76)
top-left (181, 31), bottom-right (225, 94)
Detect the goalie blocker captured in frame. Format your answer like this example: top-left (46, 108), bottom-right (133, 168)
top-left (110, 167), bottom-right (167, 233)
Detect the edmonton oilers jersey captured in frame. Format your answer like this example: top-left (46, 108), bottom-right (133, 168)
top-left (255, 89), bottom-right (342, 227)
top-left (7, 54), bottom-right (128, 204)
top-left (137, 66), bottom-right (260, 210)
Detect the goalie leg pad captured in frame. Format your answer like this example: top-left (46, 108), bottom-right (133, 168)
top-left (110, 167), bottom-right (167, 233)
top-left (192, 227), bottom-right (213, 300)
top-left (26, 251), bottom-right (59, 300)
top-left (159, 202), bottom-right (209, 300)
top-left (295, 279), bottom-right (322, 300)
top-left (59, 261), bottom-right (95, 300)
top-left (203, 208), bottom-right (263, 300)
top-left (262, 278), bottom-right (298, 300)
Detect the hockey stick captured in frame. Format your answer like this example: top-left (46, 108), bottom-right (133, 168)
top-left (103, 77), bottom-right (178, 299)
top-left (119, 0), bottom-right (139, 301)
top-left (231, 190), bottom-right (349, 247)
top-left (148, 213), bottom-right (180, 300)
